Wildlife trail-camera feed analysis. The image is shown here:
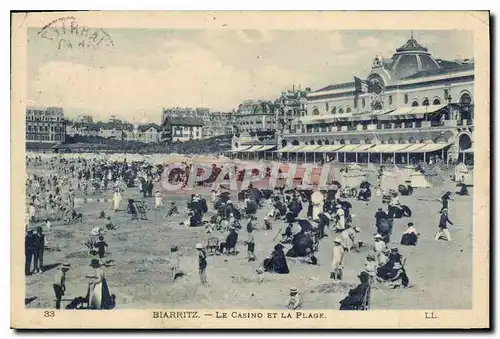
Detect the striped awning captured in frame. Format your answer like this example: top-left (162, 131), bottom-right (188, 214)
top-left (357, 144), bottom-right (408, 153)
top-left (293, 115), bottom-right (336, 125)
top-left (378, 104), bottom-right (447, 120)
top-left (398, 144), bottom-right (427, 152)
top-left (350, 109), bottom-right (395, 121)
top-left (411, 143), bottom-right (451, 153)
top-left (244, 145), bottom-right (264, 152)
top-left (336, 144), bottom-right (362, 152)
top-left (353, 144), bottom-right (377, 152)
top-left (225, 145), bottom-right (252, 152)
top-left (298, 145), bottom-right (322, 152)
top-left (277, 145), bottom-right (304, 153)
top-left (316, 145), bottom-right (346, 152)
top-left (259, 145), bottom-right (276, 151)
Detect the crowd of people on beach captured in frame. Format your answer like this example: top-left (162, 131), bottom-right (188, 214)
top-left (25, 153), bottom-right (465, 310)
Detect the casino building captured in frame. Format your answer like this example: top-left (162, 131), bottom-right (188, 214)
top-left (274, 34), bottom-right (474, 165)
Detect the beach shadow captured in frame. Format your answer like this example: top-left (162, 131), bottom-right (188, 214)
top-left (42, 262), bottom-right (61, 273)
top-left (173, 272), bottom-right (186, 280)
top-left (25, 296), bottom-right (37, 305)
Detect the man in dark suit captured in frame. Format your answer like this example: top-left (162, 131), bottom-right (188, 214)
top-left (25, 229), bottom-right (35, 275)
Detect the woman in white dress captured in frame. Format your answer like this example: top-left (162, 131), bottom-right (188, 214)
top-left (112, 190), bottom-right (122, 212)
top-left (87, 259), bottom-right (114, 309)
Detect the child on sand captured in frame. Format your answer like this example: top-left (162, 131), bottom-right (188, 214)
top-left (286, 288), bottom-right (302, 310)
top-left (195, 243), bottom-right (208, 285)
top-left (94, 236), bottom-right (109, 266)
top-left (170, 246), bottom-right (181, 281)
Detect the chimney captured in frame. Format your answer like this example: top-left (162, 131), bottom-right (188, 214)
top-left (292, 84), bottom-right (295, 91)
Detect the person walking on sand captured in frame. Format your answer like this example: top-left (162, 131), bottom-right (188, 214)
top-left (196, 243), bottom-right (208, 285)
top-left (53, 263), bottom-right (70, 309)
top-left (25, 229), bottom-right (35, 275)
top-left (245, 225), bottom-right (256, 262)
top-left (33, 227), bottom-right (45, 274)
top-left (154, 190), bottom-right (163, 209)
top-left (170, 246), bottom-right (181, 281)
top-left (112, 189), bottom-right (122, 212)
top-left (373, 234), bottom-right (387, 266)
top-left (439, 191), bottom-right (453, 213)
top-left (94, 236), bottom-right (109, 266)
top-left (434, 209), bottom-right (454, 241)
top-left (330, 237), bottom-right (345, 281)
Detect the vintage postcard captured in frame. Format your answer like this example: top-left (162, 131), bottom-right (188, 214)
top-left (11, 11), bottom-right (490, 329)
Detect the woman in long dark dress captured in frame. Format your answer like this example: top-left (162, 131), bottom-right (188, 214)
top-left (263, 244), bottom-right (290, 274)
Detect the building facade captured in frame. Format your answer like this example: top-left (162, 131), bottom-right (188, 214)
top-left (26, 106), bottom-right (66, 144)
top-left (134, 123), bottom-right (162, 143)
top-left (162, 107), bottom-right (234, 139)
top-left (227, 100), bottom-right (278, 156)
top-left (275, 35), bottom-right (474, 165)
top-left (275, 87), bottom-right (309, 136)
top-left (205, 111), bottom-right (233, 138)
top-left (162, 117), bottom-right (204, 142)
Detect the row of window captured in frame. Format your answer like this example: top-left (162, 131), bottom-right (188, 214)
top-left (26, 134), bottom-right (63, 141)
top-left (288, 136), bottom-right (436, 146)
top-left (26, 126), bottom-right (63, 133)
top-left (315, 92), bottom-right (473, 115)
top-left (27, 116), bottom-right (63, 122)
top-left (237, 120), bottom-right (276, 126)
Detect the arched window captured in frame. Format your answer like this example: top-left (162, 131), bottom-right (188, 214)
top-left (291, 140), bottom-right (299, 146)
top-left (325, 102), bottom-right (329, 112)
top-left (459, 93), bottom-right (472, 120)
top-left (351, 138), bottom-right (359, 144)
top-left (324, 140), bottom-right (330, 145)
top-left (365, 138), bottom-right (372, 144)
top-left (404, 94), bottom-right (409, 104)
top-left (362, 98), bottom-right (366, 108)
top-left (317, 140), bottom-right (322, 146)
top-left (458, 133), bottom-right (472, 151)
top-left (338, 108), bottom-right (344, 114)
top-left (398, 138), bottom-right (405, 144)
top-left (346, 107), bottom-right (351, 113)
top-left (422, 97), bottom-right (429, 106)
top-left (388, 95), bottom-right (393, 105)
top-left (411, 100), bottom-right (419, 107)
top-left (339, 139), bottom-right (345, 144)
top-left (388, 138), bottom-right (394, 144)
top-left (310, 140), bottom-right (315, 145)
top-left (281, 139), bottom-right (288, 148)
top-left (312, 107), bottom-right (320, 116)
top-left (331, 107), bottom-right (336, 115)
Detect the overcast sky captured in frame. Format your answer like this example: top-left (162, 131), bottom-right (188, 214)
top-left (27, 29), bottom-right (473, 123)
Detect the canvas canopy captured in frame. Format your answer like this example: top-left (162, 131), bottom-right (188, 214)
top-left (410, 171), bottom-right (432, 188)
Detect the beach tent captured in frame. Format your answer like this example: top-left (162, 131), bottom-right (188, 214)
top-left (380, 168), bottom-right (405, 191)
top-left (454, 163), bottom-right (473, 186)
top-left (410, 171), bottom-right (432, 188)
top-left (391, 165), bottom-right (411, 183)
top-left (340, 169), bottom-right (367, 188)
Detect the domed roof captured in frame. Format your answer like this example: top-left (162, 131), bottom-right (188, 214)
top-left (395, 37), bottom-right (428, 53)
top-left (390, 34), bottom-right (441, 79)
